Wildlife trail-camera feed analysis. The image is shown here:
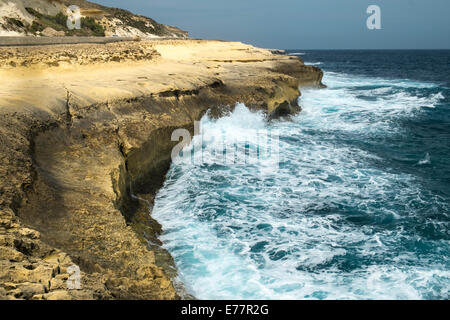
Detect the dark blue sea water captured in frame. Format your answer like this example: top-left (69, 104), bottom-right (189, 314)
top-left (152, 50), bottom-right (450, 299)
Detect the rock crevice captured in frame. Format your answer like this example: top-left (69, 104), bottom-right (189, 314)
top-left (0, 40), bottom-right (324, 299)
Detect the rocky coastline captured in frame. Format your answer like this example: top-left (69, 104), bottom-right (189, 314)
top-left (0, 39), bottom-right (324, 299)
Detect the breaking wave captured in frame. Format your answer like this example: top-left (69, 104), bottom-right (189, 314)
top-left (152, 57), bottom-right (450, 300)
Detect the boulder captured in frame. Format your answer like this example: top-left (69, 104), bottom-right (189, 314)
top-left (41, 27), bottom-right (65, 37)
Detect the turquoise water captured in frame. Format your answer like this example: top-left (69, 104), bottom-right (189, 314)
top-left (152, 51), bottom-right (450, 299)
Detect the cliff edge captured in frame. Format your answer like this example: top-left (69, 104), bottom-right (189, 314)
top-left (0, 39), bottom-right (323, 299)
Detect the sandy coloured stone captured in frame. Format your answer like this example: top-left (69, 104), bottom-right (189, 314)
top-left (0, 39), bottom-right (323, 300)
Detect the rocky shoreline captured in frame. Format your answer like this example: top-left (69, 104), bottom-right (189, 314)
top-left (0, 39), bottom-right (324, 299)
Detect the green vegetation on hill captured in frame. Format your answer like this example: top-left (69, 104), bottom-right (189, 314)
top-left (108, 8), bottom-right (165, 36)
top-left (58, 0), bottom-right (186, 37)
top-left (5, 17), bottom-right (25, 28)
top-left (25, 7), bottom-right (105, 36)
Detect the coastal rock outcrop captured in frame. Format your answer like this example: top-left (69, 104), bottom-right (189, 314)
top-left (0, 39), bottom-right (323, 299)
top-left (0, 0), bottom-right (188, 38)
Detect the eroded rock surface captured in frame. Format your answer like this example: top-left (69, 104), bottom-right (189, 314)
top-left (0, 39), bottom-right (323, 299)
top-left (0, 0), bottom-right (188, 38)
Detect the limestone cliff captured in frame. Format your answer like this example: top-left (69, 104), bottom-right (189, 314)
top-left (0, 0), bottom-right (188, 38)
top-left (0, 39), bottom-right (323, 299)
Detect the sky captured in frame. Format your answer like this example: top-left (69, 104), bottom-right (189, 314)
top-left (94, 0), bottom-right (450, 49)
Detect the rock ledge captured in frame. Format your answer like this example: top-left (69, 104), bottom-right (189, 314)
top-left (0, 39), bottom-right (323, 299)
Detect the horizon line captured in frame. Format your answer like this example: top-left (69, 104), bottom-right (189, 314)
top-left (281, 48), bottom-right (450, 51)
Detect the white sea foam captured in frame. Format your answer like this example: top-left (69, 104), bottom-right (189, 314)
top-left (152, 71), bottom-right (450, 300)
top-left (418, 153), bottom-right (431, 165)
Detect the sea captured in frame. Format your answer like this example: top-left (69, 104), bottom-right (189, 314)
top-left (152, 50), bottom-right (450, 299)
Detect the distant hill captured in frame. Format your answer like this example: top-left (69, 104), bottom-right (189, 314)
top-left (0, 0), bottom-right (188, 38)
